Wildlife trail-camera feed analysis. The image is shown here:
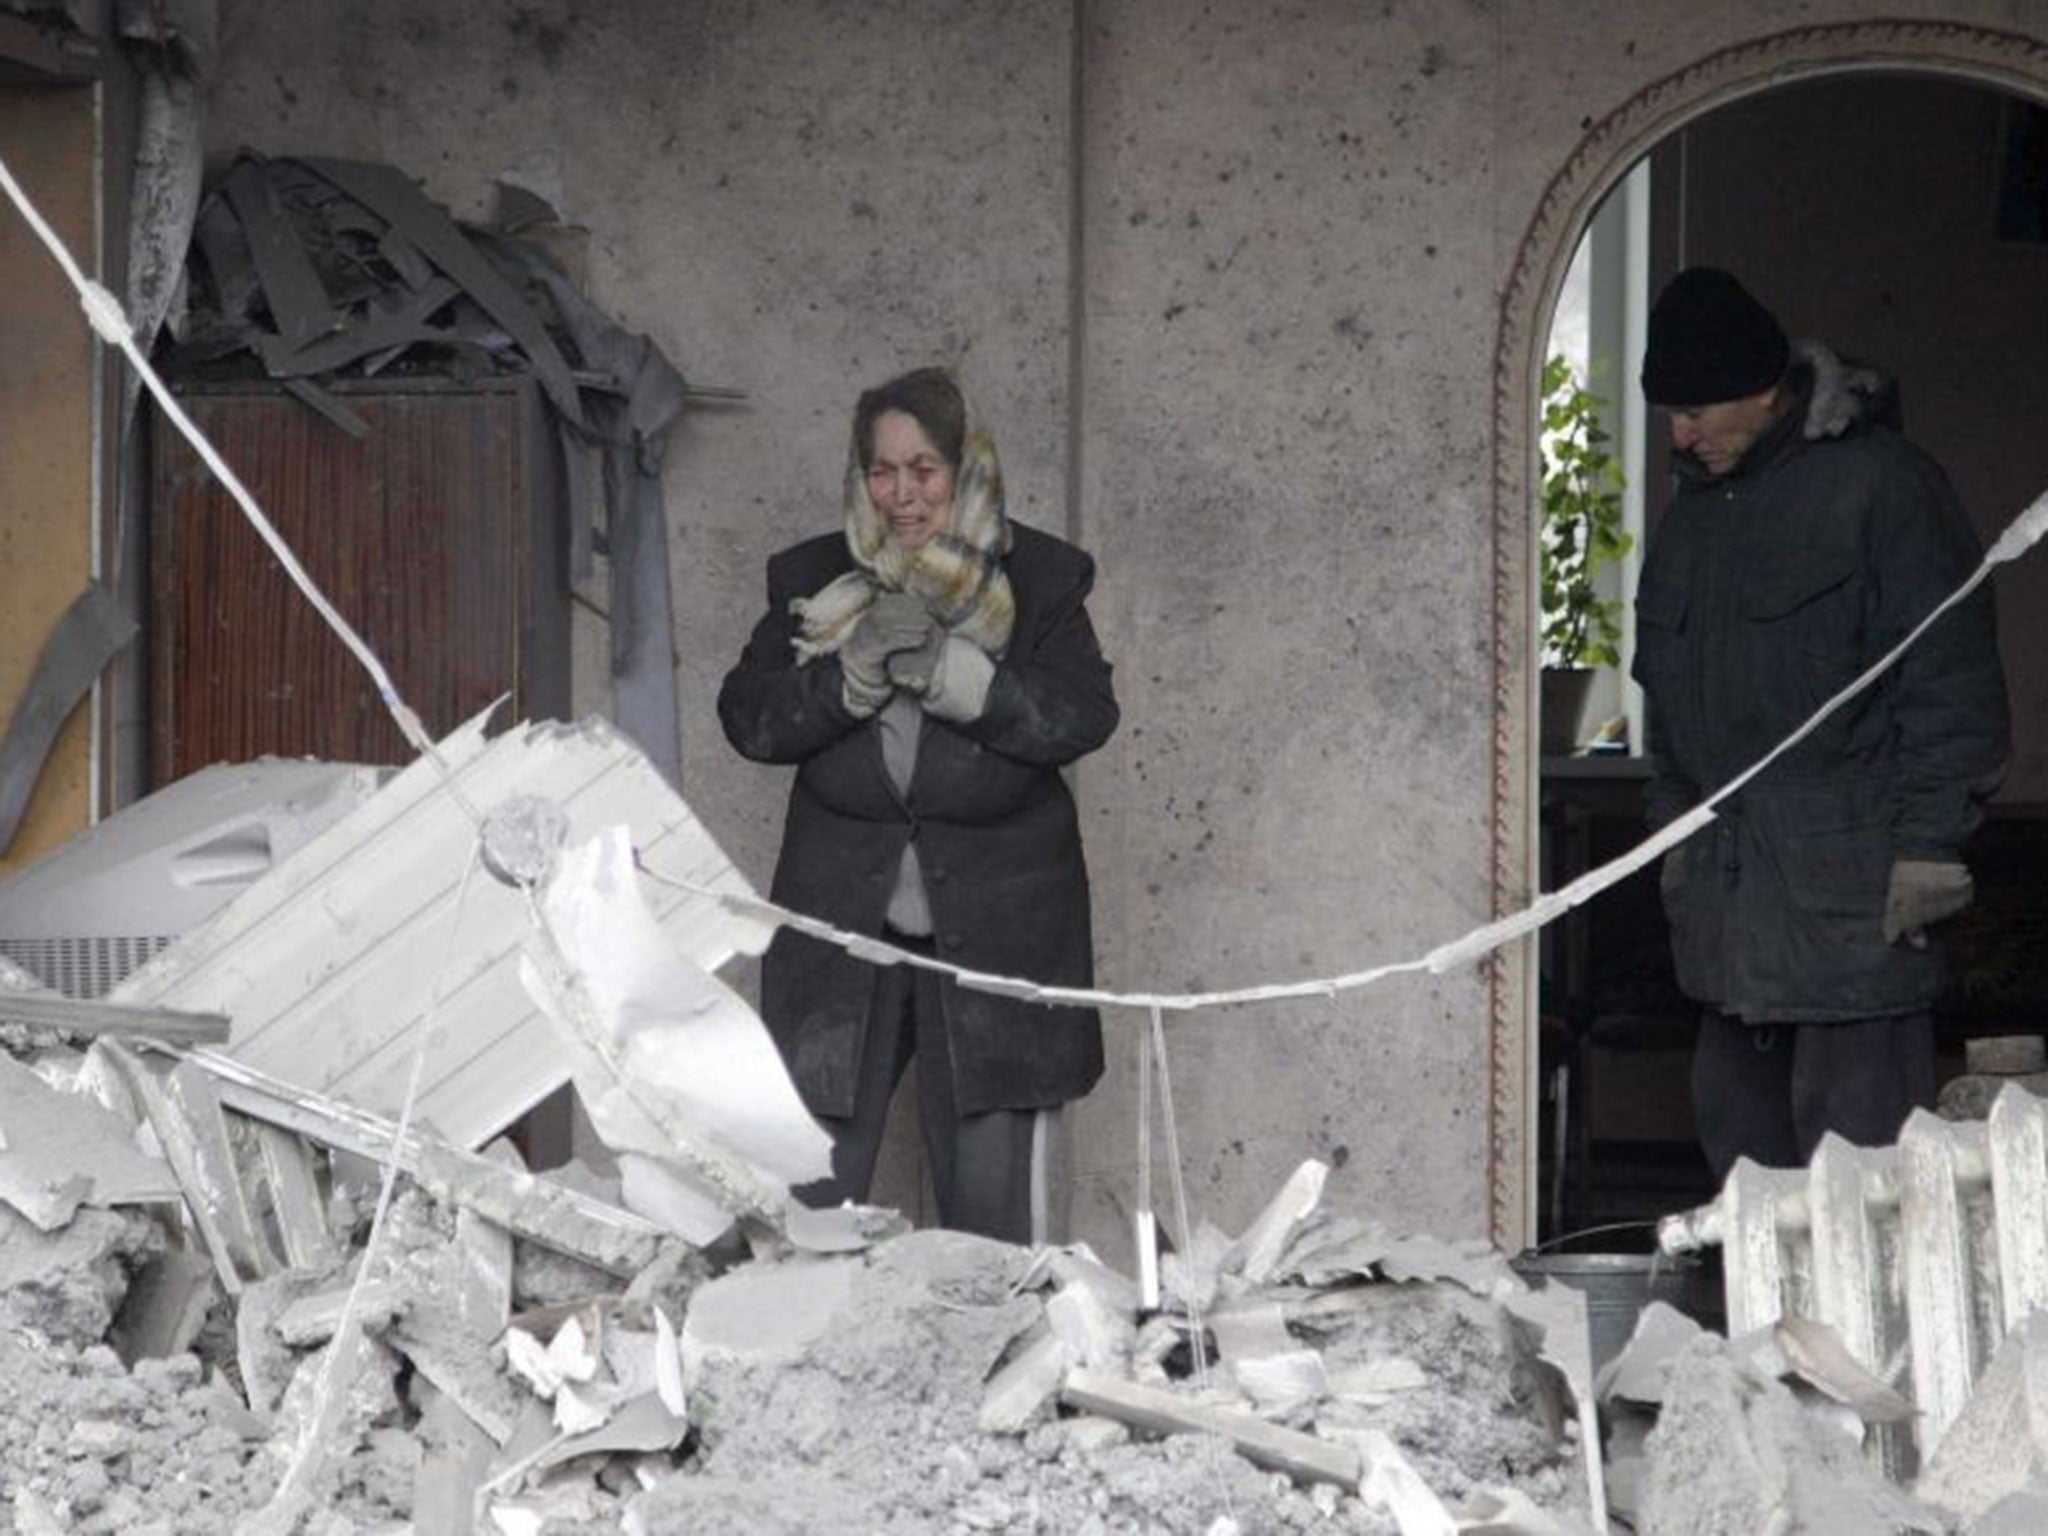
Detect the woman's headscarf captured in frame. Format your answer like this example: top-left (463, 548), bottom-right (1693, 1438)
top-left (790, 375), bottom-right (1015, 664)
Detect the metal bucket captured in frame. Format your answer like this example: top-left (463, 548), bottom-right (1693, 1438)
top-left (1510, 1251), bottom-right (1717, 1374)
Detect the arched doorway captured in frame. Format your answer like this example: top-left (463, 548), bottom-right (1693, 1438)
top-left (1488, 21), bottom-right (2048, 1250)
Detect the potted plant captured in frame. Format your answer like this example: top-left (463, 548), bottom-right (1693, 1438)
top-left (1538, 353), bottom-right (1632, 755)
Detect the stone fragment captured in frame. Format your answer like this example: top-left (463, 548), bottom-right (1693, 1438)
top-left (979, 1326), bottom-right (1071, 1433)
top-left (66, 1418), bottom-right (127, 1457)
top-left (1593, 1300), bottom-right (1702, 1407)
top-left (0, 1202), bottom-right (160, 1344)
top-left (1060, 1413), bottom-right (1130, 1453)
top-left (1968, 1485), bottom-right (2048, 1536)
top-left (0, 1053), bottom-right (178, 1228)
top-left (1917, 1314), bottom-right (2048, 1523)
top-left (1641, 1334), bottom-right (1946, 1536)
top-left (680, 1251), bottom-right (856, 1379)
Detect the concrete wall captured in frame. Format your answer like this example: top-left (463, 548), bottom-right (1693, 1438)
top-left (199, 0), bottom-right (2048, 1257)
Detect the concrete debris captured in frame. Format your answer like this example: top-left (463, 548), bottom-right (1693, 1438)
top-left (0, 1050), bottom-right (178, 1229)
top-left (1638, 1332), bottom-right (1947, 1536)
top-left (0, 746), bottom-right (1634, 1530)
top-left (1916, 1313), bottom-right (2048, 1523)
top-left (1593, 1300), bottom-right (1703, 1407)
top-left (0, 1030), bottom-right (1621, 1535)
top-left (0, 1200), bottom-right (160, 1348)
top-left (1967, 1484), bottom-right (2048, 1535)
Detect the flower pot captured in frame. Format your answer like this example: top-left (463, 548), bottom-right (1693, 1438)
top-left (1540, 667), bottom-right (1595, 757)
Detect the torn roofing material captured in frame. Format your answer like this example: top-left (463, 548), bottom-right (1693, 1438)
top-left (107, 709), bottom-right (773, 1150)
top-left (162, 151), bottom-right (728, 786)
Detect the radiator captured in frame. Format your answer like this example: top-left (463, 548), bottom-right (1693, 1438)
top-left (1658, 1084), bottom-right (2048, 1480)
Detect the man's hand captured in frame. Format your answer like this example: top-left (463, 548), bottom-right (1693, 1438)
top-left (1882, 859), bottom-right (1975, 948)
top-left (839, 592), bottom-right (933, 715)
top-left (1795, 338), bottom-right (1885, 441)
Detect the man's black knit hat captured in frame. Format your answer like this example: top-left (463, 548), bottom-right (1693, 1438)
top-left (1639, 267), bottom-right (1790, 406)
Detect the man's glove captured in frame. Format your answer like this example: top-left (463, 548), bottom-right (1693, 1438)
top-left (1795, 338), bottom-right (1885, 441)
top-left (1882, 859), bottom-right (1975, 947)
top-left (839, 592), bottom-right (932, 716)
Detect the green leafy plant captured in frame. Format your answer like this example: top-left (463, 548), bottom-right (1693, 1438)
top-left (1538, 353), bottom-right (1633, 669)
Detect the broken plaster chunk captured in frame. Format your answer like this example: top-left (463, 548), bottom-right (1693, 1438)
top-left (1046, 1279), bottom-right (1135, 1373)
top-left (0, 1051), bottom-right (180, 1228)
top-left (1061, 1413), bottom-right (1131, 1453)
top-left (66, 1418), bottom-right (129, 1458)
top-left (1917, 1314), bottom-right (2048, 1522)
top-left (979, 1326), bottom-right (1073, 1434)
top-left (680, 1252), bottom-right (855, 1381)
top-left (1061, 1367), bottom-right (1362, 1493)
top-left (1643, 1333), bottom-right (1947, 1536)
top-left (1230, 1159), bottom-right (1329, 1286)
top-left (10, 1488), bottom-right (66, 1536)
top-left (1335, 1426), bottom-right (1455, 1536)
top-left (1326, 1356), bottom-right (1430, 1404)
top-left (1593, 1299), bottom-right (1703, 1407)
top-left (1234, 1349), bottom-right (1332, 1411)
top-left (506, 1313), bottom-right (600, 1401)
top-left (1969, 1485), bottom-right (2048, 1536)
top-left (1210, 1302), bottom-right (1297, 1364)
top-left (274, 1279), bottom-right (403, 1347)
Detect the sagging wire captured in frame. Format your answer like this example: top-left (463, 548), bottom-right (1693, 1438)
top-left (635, 474), bottom-right (2048, 1020)
top-left (0, 148), bottom-right (520, 1535)
top-left (0, 148), bottom-right (492, 832)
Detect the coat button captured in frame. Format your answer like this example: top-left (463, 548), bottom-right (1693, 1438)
top-left (928, 867), bottom-right (949, 885)
top-left (942, 932), bottom-right (964, 951)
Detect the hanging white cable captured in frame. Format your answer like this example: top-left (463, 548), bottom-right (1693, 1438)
top-left (0, 153), bottom-right (432, 752)
top-left (640, 484), bottom-right (2048, 1018)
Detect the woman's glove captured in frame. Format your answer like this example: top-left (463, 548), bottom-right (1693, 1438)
top-left (919, 639), bottom-right (995, 723)
top-left (839, 592), bottom-right (933, 716)
top-left (886, 624), bottom-right (947, 695)
top-left (1882, 859), bottom-right (1974, 948)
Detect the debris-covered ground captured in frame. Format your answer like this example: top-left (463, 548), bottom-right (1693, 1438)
top-left (0, 1033), bottom-right (1594, 1533)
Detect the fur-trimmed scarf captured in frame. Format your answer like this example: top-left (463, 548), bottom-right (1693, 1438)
top-left (790, 409), bottom-right (1015, 664)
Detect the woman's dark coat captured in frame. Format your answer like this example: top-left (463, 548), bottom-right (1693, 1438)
top-left (1632, 402), bottom-right (2009, 1022)
top-left (718, 521), bottom-right (1118, 1117)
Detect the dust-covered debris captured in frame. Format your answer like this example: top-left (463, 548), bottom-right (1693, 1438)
top-left (1638, 1333), bottom-right (1946, 1536)
top-left (0, 1201), bottom-right (160, 1344)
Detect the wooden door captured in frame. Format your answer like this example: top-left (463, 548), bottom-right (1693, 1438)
top-left (150, 378), bottom-right (565, 779)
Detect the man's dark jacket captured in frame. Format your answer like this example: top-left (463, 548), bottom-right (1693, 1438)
top-left (718, 521), bottom-right (1118, 1117)
top-left (1633, 401), bottom-right (2009, 1022)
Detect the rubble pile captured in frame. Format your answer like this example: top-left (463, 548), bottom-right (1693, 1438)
top-left (0, 1024), bottom-right (1597, 1534)
top-left (15, 728), bottom-right (2048, 1533)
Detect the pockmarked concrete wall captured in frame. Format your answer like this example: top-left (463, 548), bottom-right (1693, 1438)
top-left (204, 0), bottom-right (2048, 1257)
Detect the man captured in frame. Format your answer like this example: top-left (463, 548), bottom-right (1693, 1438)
top-left (1632, 267), bottom-right (2010, 1180)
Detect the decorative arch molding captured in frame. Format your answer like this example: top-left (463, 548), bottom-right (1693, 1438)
top-left (1485, 19), bottom-right (2048, 1249)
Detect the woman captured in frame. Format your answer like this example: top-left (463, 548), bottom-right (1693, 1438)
top-left (718, 367), bottom-right (1119, 1244)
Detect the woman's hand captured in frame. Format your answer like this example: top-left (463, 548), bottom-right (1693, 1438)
top-left (840, 592), bottom-right (934, 715)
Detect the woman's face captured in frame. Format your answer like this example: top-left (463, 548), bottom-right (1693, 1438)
top-left (865, 410), bottom-right (956, 551)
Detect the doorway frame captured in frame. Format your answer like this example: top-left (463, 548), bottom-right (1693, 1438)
top-left (1486, 19), bottom-right (2048, 1249)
